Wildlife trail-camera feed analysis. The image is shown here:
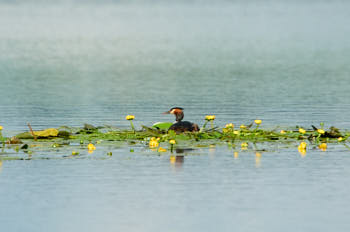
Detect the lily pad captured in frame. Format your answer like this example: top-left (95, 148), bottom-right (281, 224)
top-left (152, 122), bottom-right (173, 130)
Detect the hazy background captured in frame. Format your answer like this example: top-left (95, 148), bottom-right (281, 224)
top-left (0, 0), bottom-right (349, 131)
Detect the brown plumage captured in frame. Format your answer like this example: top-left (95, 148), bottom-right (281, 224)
top-left (163, 107), bottom-right (199, 133)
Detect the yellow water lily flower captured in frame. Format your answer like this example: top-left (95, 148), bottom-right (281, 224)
top-left (280, 130), bottom-right (286, 134)
top-left (254, 119), bottom-right (262, 125)
top-left (0, 125), bottom-right (3, 130)
top-left (319, 143), bottom-right (327, 151)
top-left (225, 123), bottom-right (234, 128)
top-left (240, 124), bottom-right (246, 129)
top-left (338, 137), bottom-right (343, 142)
top-left (317, 129), bottom-right (325, 134)
top-left (299, 142), bottom-right (307, 149)
top-left (125, 115), bottom-right (135, 120)
top-left (72, 151), bottom-right (79, 156)
top-left (158, 147), bottom-right (167, 152)
top-left (87, 143), bottom-right (96, 150)
top-left (149, 139), bottom-right (159, 148)
top-left (298, 147), bottom-right (307, 157)
top-left (299, 128), bottom-right (306, 134)
top-left (169, 139), bottom-right (176, 145)
top-left (233, 130), bottom-right (240, 135)
top-left (298, 142), bottom-right (307, 156)
top-left (205, 115), bottom-right (216, 121)
top-left (241, 142), bottom-right (248, 148)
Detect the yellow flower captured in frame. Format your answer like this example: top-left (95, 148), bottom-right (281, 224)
top-left (87, 143), bottom-right (96, 150)
top-left (240, 124), bottom-right (246, 129)
top-left (299, 142), bottom-right (307, 149)
top-left (298, 142), bottom-right (307, 156)
top-left (233, 130), bottom-right (240, 135)
top-left (225, 123), bottom-right (234, 128)
top-left (319, 143), bottom-right (327, 151)
top-left (254, 119), bottom-right (262, 125)
top-left (149, 139), bottom-right (159, 148)
top-left (72, 151), bottom-right (79, 156)
top-left (317, 129), bottom-right (325, 134)
top-left (280, 130), bottom-right (286, 134)
top-left (0, 125), bottom-right (3, 130)
top-left (298, 147), bottom-right (307, 157)
top-left (158, 147), bottom-right (167, 152)
top-left (125, 115), bottom-right (135, 120)
top-left (299, 128), bottom-right (306, 134)
top-left (205, 115), bottom-right (216, 121)
top-left (222, 128), bottom-right (229, 133)
top-left (241, 142), bottom-right (248, 148)
top-left (169, 139), bottom-right (176, 145)
top-left (338, 137), bottom-right (343, 142)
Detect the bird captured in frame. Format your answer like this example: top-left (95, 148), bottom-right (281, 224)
top-left (163, 107), bottom-right (199, 133)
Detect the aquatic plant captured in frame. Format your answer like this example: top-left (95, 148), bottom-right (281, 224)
top-left (87, 143), bottom-right (96, 151)
top-left (299, 128), bottom-right (306, 134)
top-left (126, 115), bottom-right (135, 132)
top-left (0, 117), bottom-right (349, 162)
top-left (202, 115), bottom-right (216, 130)
top-left (169, 139), bottom-right (176, 152)
top-left (319, 143), bottom-right (327, 151)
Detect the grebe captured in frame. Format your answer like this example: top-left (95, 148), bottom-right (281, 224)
top-left (163, 107), bottom-right (199, 133)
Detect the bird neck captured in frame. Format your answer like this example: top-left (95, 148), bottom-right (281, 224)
top-left (175, 112), bottom-right (184, 122)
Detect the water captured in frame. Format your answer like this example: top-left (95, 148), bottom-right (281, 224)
top-left (1, 1), bottom-right (350, 231)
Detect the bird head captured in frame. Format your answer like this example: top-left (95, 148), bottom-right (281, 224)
top-left (163, 107), bottom-right (184, 121)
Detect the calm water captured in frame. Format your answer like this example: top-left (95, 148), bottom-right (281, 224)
top-left (1, 1), bottom-right (350, 231)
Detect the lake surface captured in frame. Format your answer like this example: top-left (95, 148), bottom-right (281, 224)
top-left (1, 1), bottom-right (350, 231)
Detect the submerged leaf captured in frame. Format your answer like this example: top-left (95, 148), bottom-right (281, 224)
top-left (34, 128), bottom-right (59, 137)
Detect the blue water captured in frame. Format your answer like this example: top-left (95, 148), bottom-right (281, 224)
top-left (1, 1), bottom-right (350, 232)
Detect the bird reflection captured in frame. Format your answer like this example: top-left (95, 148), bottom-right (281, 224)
top-left (170, 155), bottom-right (184, 164)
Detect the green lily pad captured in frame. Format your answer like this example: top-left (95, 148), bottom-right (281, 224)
top-left (152, 122), bottom-right (173, 130)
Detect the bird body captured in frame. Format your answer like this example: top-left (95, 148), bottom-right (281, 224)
top-left (169, 121), bottom-right (199, 133)
top-left (163, 107), bottom-right (199, 133)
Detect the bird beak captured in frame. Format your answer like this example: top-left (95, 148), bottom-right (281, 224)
top-left (162, 111), bottom-right (170, 114)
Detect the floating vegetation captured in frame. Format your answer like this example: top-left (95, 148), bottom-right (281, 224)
top-left (0, 117), bottom-right (350, 161)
